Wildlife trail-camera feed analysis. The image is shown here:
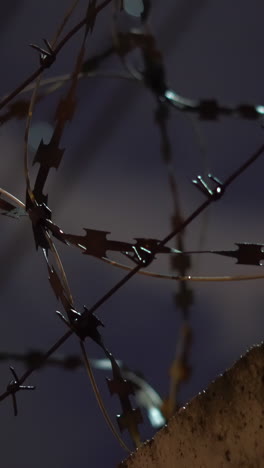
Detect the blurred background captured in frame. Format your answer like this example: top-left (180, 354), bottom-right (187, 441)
top-left (0, 1), bottom-right (264, 467)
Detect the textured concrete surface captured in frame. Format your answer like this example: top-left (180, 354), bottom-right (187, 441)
top-left (120, 343), bottom-right (264, 468)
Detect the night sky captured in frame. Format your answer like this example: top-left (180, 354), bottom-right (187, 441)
top-left (0, 1), bottom-right (264, 467)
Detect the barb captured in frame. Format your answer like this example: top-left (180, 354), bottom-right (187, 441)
top-left (30, 39), bottom-right (56, 69)
top-left (0, 366), bottom-right (35, 416)
top-left (92, 358), bottom-right (165, 429)
top-left (192, 173), bottom-right (224, 200)
top-left (80, 341), bottom-right (130, 452)
top-left (201, 243), bottom-right (264, 266)
top-left (0, 0), bottom-right (113, 112)
top-left (104, 349), bottom-right (143, 447)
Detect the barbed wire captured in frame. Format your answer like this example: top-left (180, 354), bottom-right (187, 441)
top-left (0, 0), bottom-right (264, 459)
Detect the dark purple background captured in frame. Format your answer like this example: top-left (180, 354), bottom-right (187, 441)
top-left (0, 1), bottom-right (264, 467)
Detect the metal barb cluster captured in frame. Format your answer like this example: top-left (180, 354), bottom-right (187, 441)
top-left (106, 355), bottom-right (143, 446)
top-left (6, 367), bottom-right (35, 416)
top-left (30, 39), bottom-right (56, 68)
top-left (192, 174), bottom-right (224, 200)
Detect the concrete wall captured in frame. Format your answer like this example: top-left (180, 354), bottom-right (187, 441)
top-left (121, 344), bottom-right (264, 468)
